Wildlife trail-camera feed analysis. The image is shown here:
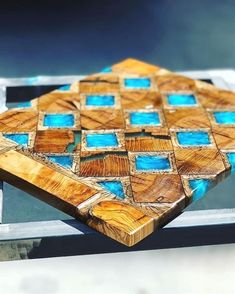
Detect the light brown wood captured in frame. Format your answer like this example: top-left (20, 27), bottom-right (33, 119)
top-left (174, 148), bottom-right (226, 175)
top-left (80, 153), bottom-right (129, 177)
top-left (0, 110), bottom-right (38, 132)
top-left (112, 58), bottom-right (159, 75)
top-left (79, 74), bottom-right (119, 93)
top-left (197, 88), bottom-right (235, 109)
top-left (87, 200), bottom-right (155, 246)
top-left (131, 174), bottom-right (185, 204)
top-left (164, 108), bottom-right (211, 129)
top-left (81, 109), bottom-right (125, 130)
top-left (38, 91), bottom-right (80, 111)
top-left (120, 91), bottom-right (162, 109)
top-left (34, 130), bottom-right (79, 153)
top-left (156, 74), bottom-right (196, 92)
top-left (0, 149), bottom-right (98, 206)
top-left (212, 127), bottom-right (235, 149)
top-left (0, 58), bottom-right (233, 246)
top-left (125, 132), bottom-right (173, 152)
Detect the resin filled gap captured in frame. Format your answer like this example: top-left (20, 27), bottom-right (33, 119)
top-left (66, 131), bottom-right (81, 152)
top-left (125, 131), bottom-right (170, 140)
top-left (81, 151), bottom-right (128, 162)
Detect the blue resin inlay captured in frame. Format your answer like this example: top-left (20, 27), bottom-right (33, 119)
top-left (213, 111), bottom-right (235, 125)
top-left (86, 133), bottom-right (118, 148)
top-left (43, 114), bottom-right (75, 127)
top-left (135, 155), bottom-right (171, 171)
top-left (130, 112), bottom-right (160, 126)
top-left (98, 181), bottom-right (125, 199)
top-left (86, 95), bottom-right (115, 107)
top-left (226, 153), bottom-right (235, 173)
top-left (167, 94), bottom-right (197, 106)
top-left (17, 101), bottom-right (31, 108)
top-left (101, 66), bottom-right (112, 73)
top-left (3, 133), bottom-right (29, 146)
top-left (47, 155), bottom-right (73, 169)
top-left (66, 131), bottom-right (81, 153)
top-left (189, 179), bottom-right (211, 201)
top-left (177, 131), bottom-right (211, 146)
top-left (58, 84), bottom-right (71, 91)
top-left (124, 78), bottom-right (151, 89)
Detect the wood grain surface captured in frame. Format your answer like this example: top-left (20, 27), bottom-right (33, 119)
top-left (0, 58), bottom-right (232, 246)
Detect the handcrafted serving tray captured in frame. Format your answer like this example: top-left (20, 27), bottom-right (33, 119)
top-left (0, 59), bottom-right (234, 246)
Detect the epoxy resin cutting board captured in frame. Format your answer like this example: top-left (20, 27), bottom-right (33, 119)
top-left (0, 59), bottom-right (234, 246)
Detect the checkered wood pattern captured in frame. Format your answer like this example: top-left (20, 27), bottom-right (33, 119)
top-left (0, 58), bottom-right (234, 246)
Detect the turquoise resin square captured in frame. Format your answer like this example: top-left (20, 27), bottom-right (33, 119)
top-left (43, 114), bottom-right (75, 127)
top-left (3, 133), bottom-right (29, 147)
top-left (58, 85), bottom-right (71, 91)
top-left (213, 111), bottom-right (235, 124)
top-left (17, 101), bottom-right (31, 108)
top-left (226, 153), bottom-right (235, 173)
top-left (86, 133), bottom-right (118, 148)
top-left (135, 155), bottom-right (171, 171)
top-left (130, 112), bottom-right (160, 126)
top-left (86, 95), bottom-right (115, 107)
top-left (47, 155), bottom-right (73, 169)
top-left (98, 181), bottom-right (125, 199)
top-left (189, 178), bottom-right (211, 201)
top-left (177, 131), bottom-right (211, 146)
top-left (101, 66), bottom-right (112, 73)
top-left (124, 78), bottom-right (151, 89)
top-left (167, 94), bottom-right (197, 106)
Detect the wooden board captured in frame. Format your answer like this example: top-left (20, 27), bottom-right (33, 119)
top-left (0, 58), bottom-right (234, 246)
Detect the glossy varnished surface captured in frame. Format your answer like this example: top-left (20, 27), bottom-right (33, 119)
top-left (0, 58), bottom-right (234, 246)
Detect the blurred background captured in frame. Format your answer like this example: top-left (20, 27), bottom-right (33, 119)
top-left (0, 1), bottom-right (235, 293)
top-left (0, 0), bottom-right (235, 77)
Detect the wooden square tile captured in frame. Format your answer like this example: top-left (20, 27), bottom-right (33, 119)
top-left (0, 110), bottom-right (38, 132)
top-left (131, 174), bottom-right (185, 204)
top-left (175, 148), bottom-right (226, 175)
top-left (197, 87), bottom-right (235, 109)
top-left (125, 130), bottom-right (172, 152)
top-left (38, 91), bottom-right (80, 111)
top-left (112, 58), bottom-right (159, 75)
top-left (212, 127), bottom-right (235, 149)
top-left (120, 91), bottom-right (162, 109)
top-left (156, 74), bottom-right (196, 92)
top-left (81, 109), bottom-right (125, 130)
top-left (165, 108), bottom-right (210, 129)
top-left (34, 130), bottom-right (80, 153)
top-left (80, 151), bottom-right (130, 177)
top-left (79, 73), bottom-right (120, 93)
